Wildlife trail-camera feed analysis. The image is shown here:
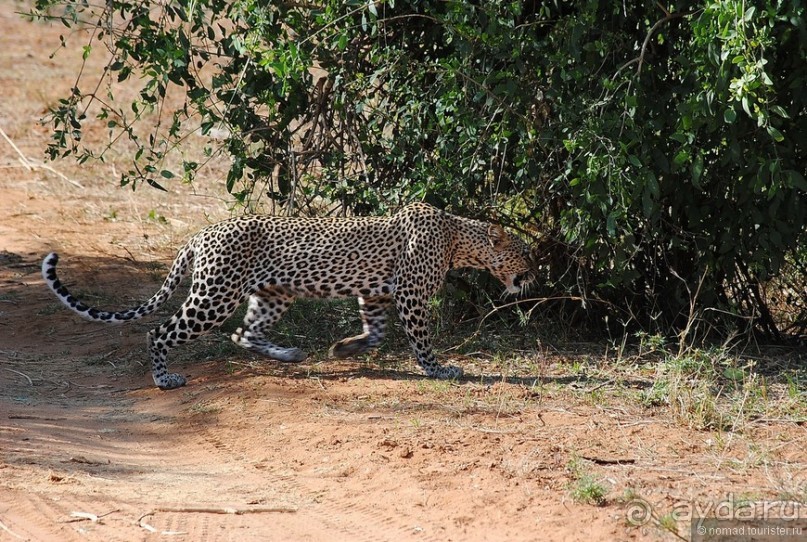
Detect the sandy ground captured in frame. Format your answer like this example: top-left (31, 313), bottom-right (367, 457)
top-left (1, 2), bottom-right (805, 541)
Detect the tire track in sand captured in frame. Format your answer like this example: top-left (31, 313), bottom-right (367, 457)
top-left (195, 419), bottom-right (444, 542)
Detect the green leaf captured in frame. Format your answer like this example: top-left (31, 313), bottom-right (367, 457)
top-left (670, 132), bottom-right (688, 144)
top-left (723, 108), bottom-right (737, 123)
top-left (723, 367), bottom-right (744, 381)
top-left (117, 66), bottom-right (131, 82)
top-left (691, 154), bottom-right (704, 187)
top-left (770, 105), bottom-right (789, 119)
top-left (642, 188), bottom-right (654, 218)
top-left (673, 150), bottom-right (689, 168)
top-left (645, 171), bottom-right (660, 199)
top-left (606, 212), bottom-right (616, 237)
top-left (741, 95), bottom-right (752, 117)
top-left (146, 178), bottom-right (167, 191)
top-left (785, 170), bottom-right (807, 191)
top-left (160, 169), bottom-right (175, 179)
top-left (337, 33), bottom-right (348, 51)
top-left (766, 125), bottom-right (784, 142)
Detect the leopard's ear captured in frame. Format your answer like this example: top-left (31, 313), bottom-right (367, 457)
top-left (487, 224), bottom-right (508, 248)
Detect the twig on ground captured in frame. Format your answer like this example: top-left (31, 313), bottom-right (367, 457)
top-left (137, 505), bottom-right (297, 535)
top-left (137, 515), bottom-right (186, 536)
top-left (66, 509), bottom-right (118, 523)
top-left (7, 414), bottom-right (68, 421)
top-left (0, 125), bottom-right (85, 189)
top-left (0, 126), bottom-right (31, 170)
top-left (67, 511), bottom-right (99, 523)
top-left (146, 505), bottom-right (298, 515)
top-left (0, 517), bottom-right (25, 540)
top-left (66, 381), bottom-right (112, 389)
top-left (3, 368), bottom-right (33, 386)
top-left (579, 455), bottom-right (637, 465)
top-left (585, 379), bottom-right (614, 394)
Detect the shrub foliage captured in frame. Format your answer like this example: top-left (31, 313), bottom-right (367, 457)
top-left (31, 0), bottom-right (806, 339)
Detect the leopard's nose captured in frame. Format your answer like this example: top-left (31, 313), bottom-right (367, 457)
top-left (513, 272), bottom-right (533, 288)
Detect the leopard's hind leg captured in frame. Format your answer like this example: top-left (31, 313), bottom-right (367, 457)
top-left (329, 296), bottom-right (391, 358)
top-left (230, 288), bottom-right (307, 362)
top-left (149, 288), bottom-right (247, 390)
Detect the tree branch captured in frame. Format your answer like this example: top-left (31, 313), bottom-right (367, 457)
top-left (635, 10), bottom-right (698, 77)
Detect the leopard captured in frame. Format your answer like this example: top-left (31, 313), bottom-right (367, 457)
top-left (42, 202), bottom-right (536, 390)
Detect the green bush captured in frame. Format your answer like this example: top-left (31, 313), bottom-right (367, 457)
top-left (30, 0), bottom-right (806, 339)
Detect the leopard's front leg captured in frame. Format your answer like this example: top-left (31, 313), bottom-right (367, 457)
top-left (393, 288), bottom-right (463, 380)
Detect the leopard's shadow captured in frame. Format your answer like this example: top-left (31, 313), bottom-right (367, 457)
top-left (215, 355), bottom-right (654, 392)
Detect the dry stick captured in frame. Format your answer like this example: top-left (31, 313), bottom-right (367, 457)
top-left (578, 455), bottom-right (637, 465)
top-left (0, 126), bottom-right (31, 170)
top-left (0, 125), bottom-right (85, 189)
top-left (27, 160), bottom-right (85, 189)
top-left (137, 505), bottom-right (297, 535)
top-left (66, 509), bottom-right (119, 523)
top-left (584, 379), bottom-right (615, 394)
top-left (0, 517), bottom-right (25, 540)
top-left (147, 505), bottom-right (297, 515)
top-left (2, 368), bottom-right (33, 386)
top-left (137, 517), bottom-right (185, 536)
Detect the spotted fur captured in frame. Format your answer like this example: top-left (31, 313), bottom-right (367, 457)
top-left (42, 203), bottom-right (535, 390)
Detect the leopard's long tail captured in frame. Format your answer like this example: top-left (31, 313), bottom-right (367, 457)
top-left (41, 244), bottom-right (194, 324)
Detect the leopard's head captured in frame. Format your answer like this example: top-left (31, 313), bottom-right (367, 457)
top-left (484, 225), bottom-right (537, 295)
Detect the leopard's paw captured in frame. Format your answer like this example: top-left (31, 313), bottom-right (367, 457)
top-left (425, 364), bottom-right (463, 380)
